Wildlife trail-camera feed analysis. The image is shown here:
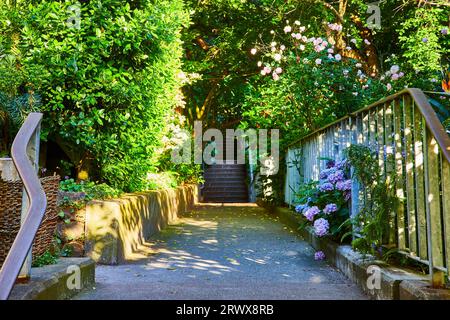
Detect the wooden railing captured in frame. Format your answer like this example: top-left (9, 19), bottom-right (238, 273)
top-left (284, 89), bottom-right (450, 284)
top-left (0, 113), bottom-right (47, 300)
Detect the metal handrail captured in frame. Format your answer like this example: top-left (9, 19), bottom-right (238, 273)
top-left (0, 113), bottom-right (47, 300)
top-left (286, 88), bottom-right (450, 163)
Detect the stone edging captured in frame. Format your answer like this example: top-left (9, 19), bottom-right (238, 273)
top-left (9, 257), bottom-right (95, 300)
top-left (261, 203), bottom-right (450, 300)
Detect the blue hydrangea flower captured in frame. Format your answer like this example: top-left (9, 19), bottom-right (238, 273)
top-left (314, 251), bottom-right (326, 260)
top-left (336, 179), bottom-right (352, 191)
top-left (323, 203), bottom-right (338, 214)
top-left (314, 218), bottom-right (329, 237)
top-left (319, 167), bottom-right (337, 180)
top-left (318, 182), bottom-right (334, 192)
top-left (335, 159), bottom-right (348, 170)
top-left (295, 204), bottom-right (308, 213)
top-left (303, 206), bottom-right (320, 221)
top-left (327, 170), bottom-right (345, 184)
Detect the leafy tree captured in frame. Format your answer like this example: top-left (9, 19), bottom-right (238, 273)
top-left (0, 0), bottom-right (190, 191)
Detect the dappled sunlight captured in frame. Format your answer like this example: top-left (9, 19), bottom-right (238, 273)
top-left (310, 275), bottom-right (324, 284)
top-left (143, 247), bottom-right (237, 275)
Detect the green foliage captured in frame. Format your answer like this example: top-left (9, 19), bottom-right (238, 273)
top-left (32, 250), bottom-right (58, 267)
top-left (397, 7), bottom-right (449, 73)
top-left (343, 144), bottom-right (399, 258)
top-left (59, 178), bottom-right (122, 200)
top-left (0, 0), bottom-right (190, 191)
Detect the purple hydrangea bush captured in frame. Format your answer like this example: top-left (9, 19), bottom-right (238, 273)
top-left (314, 251), bottom-right (326, 261)
top-left (294, 158), bottom-right (352, 241)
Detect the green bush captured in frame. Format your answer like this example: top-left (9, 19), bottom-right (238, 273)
top-left (0, 0), bottom-right (189, 191)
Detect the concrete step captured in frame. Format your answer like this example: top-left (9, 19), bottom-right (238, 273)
top-left (203, 163), bottom-right (248, 203)
top-left (203, 196), bottom-right (249, 202)
top-left (204, 172), bottom-right (246, 178)
top-left (205, 167), bottom-right (246, 174)
top-left (204, 178), bottom-right (246, 184)
top-left (203, 185), bottom-right (248, 191)
top-left (203, 190), bottom-right (249, 196)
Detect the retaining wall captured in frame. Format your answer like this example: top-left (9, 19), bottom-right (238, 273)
top-left (85, 185), bottom-right (198, 264)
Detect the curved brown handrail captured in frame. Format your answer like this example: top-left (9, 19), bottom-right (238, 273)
top-left (0, 113), bottom-right (47, 300)
top-left (286, 88), bottom-right (450, 164)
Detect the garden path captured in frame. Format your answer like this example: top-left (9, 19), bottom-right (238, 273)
top-left (74, 204), bottom-right (367, 300)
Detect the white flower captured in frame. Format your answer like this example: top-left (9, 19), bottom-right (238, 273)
top-left (270, 30), bottom-right (275, 34)
top-left (364, 39), bottom-right (371, 45)
top-left (272, 72), bottom-right (280, 81)
top-left (327, 48), bottom-right (334, 54)
top-left (250, 48), bottom-right (257, 55)
top-left (343, 69), bottom-right (349, 76)
top-left (355, 63), bottom-right (362, 68)
top-left (274, 53), bottom-right (282, 62)
top-left (299, 26), bottom-right (306, 32)
top-left (390, 65), bottom-right (400, 74)
top-left (352, 92), bottom-right (358, 96)
top-left (280, 45), bottom-right (286, 51)
top-left (284, 26), bottom-right (292, 33)
top-left (350, 38), bottom-right (357, 44)
top-left (315, 58), bottom-right (322, 65)
top-left (260, 70), bottom-right (266, 75)
top-left (346, 46), bottom-right (352, 50)
top-left (387, 83), bottom-right (392, 91)
top-left (299, 44), bottom-right (305, 51)
top-left (294, 20), bottom-right (301, 25)
top-left (271, 41), bottom-right (277, 47)
top-left (257, 61), bottom-right (262, 67)
top-left (334, 54), bottom-right (342, 61)
top-left (328, 54), bottom-right (334, 59)
top-left (271, 47), bottom-right (276, 52)
top-left (275, 67), bottom-right (283, 74)
top-left (431, 78), bottom-right (437, 83)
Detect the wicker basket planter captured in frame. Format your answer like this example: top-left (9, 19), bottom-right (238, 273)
top-left (0, 175), bottom-right (60, 266)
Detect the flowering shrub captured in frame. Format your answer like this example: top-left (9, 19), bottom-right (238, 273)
top-left (243, 16), bottom-right (448, 149)
top-left (295, 158), bottom-right (352, 241)
top-left (314, 251), bottom-right (326, 261)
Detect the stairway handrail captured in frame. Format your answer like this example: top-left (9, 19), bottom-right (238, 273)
top-left (286, 88), bottom-right (450, 164)
top-left (0, 113), bottom-right (47, 300)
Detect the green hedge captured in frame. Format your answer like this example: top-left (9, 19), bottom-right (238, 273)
top-left (0, 0), bottom-right (189, 191)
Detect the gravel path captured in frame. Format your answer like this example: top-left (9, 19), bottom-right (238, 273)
top-left (74, 204), bottom-right (367, 300)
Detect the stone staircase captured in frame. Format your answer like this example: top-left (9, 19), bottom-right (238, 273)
top-left (202, 163), bottom-right (248, 203)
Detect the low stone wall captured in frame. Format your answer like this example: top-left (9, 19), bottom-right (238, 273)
top-left (85, 185), bottom-right (198, 264)
top-left (259, 203), bottom-right (450, 300)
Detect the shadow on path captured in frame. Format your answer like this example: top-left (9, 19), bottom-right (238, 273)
top-left (75, 204), bottom-right (367, 300)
